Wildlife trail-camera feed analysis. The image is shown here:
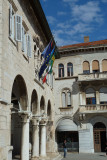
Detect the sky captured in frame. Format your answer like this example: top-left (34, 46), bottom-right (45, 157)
top-left (40, 0), bottom-right (107, 47)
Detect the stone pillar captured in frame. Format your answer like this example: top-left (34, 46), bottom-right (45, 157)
top-left (40, 119), bottom-right (47, 157)
top-left (96, 91), bottom-right (100, 104)
top-left (79, 92), bottom-right (83, 105)
top-left (82, 92), bottom-right (86, 105)
top-left (20, 114), bottom-right (30, 160)
top-left (32, 118), bottom-right (39, 158)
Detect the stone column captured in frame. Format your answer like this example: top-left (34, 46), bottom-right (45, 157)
top-left (32, 118), bottom-right (39, 158)
top-left (40, 119), bottom-right (47, 157)
top-left (96, 91), bottom-right (100, 104)
top-left (20, 114), bottom-right (30, 160)
top-left (79, 92), bottom-right (83, 105)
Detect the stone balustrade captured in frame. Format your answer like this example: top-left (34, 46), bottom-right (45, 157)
top-left (78, 72), bottom-right (107, 81)
top-left (79, 104), bottom-right (107, 112)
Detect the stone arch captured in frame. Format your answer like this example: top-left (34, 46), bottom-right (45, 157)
top-left (11, 74), bottom-right (28, 111)
top-left (47, 100), bottom-right (52, 120)
top-left (89, 116), bottom-right (107, 128)
top-left (31, 89), bottom-right (38, 115)
top-left (40, 96), bottom-right (45, 114)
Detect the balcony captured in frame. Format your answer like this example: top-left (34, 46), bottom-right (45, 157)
top-left (78, 72), bottom-right (107, 82)
top-left (79, 104), bottom-right (107, 113)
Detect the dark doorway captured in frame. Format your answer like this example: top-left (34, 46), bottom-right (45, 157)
top-left (94, 122), bottom-right (106, 152)
top-left (57, 131), bottom-right (79, 152)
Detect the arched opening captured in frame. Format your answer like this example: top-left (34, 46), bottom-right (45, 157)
top-left (40, 96), bottom-right (45, 115)
top-left (47, 100), bottom-right (52, 120)
top-left (58, 63), bottom-right (64, 78)
top-left (67, 63), bottom-right (73, 76)
top-left (92, 60), bottom-right (99, 73)
top-left (56, 119), bottom-right (79, 152)
top-left (93, 122), bottom-right (106, 152)
top-left (83, 61), bottom-right (90, 74)
top-left (86, 88), bottom-right (96, 104)
top-left (11, 75), bottom-right (28, 159)
top-left (31, 90), bottom-right (38, 115)
top-left (102, 59), bottom-right (107, 72)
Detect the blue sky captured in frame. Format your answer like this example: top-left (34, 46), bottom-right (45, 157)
top-left (40, 0), bottom-right (107, 47)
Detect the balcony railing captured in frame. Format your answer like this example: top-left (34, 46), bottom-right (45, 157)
top-left (79, 104), bottom-right (107, 112)
top-left (78, 72), bottom-right (107, 81)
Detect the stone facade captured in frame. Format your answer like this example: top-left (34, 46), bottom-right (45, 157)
top-left (0, 0), bottom-right (57, 160)
top-left (54, 42), bottom-right (107, 153)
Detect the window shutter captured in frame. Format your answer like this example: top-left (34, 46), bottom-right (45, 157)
top-left (27, 34), bottom-right (32, 58)
top-left (15, 15), bottom-right (22, 41)
top-left (67, 92), bottom-right (71, 106)
top-left (22, 27), bottom-right (26, 53)
top-left (9, 4), bottom-right (12, 37)
top-left (62, 92), bottom-right (66, 107)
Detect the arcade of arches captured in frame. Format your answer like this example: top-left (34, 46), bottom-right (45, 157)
top-left (11, 75), bottom-right (54, 160)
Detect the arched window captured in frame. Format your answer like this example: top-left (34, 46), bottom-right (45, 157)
top-left (92, 60), bottom-right (99, 73)
top-left (59, 63), bottom-right (64, 77)
top-left (67, 63), bottom-right (73, 76)
top-left (62, 89), bottom-right (71, 107)
top-left (83, 61), bottom-right (90, 74)
top-left (86, 88), bottom-right (96, 104)
top-left (102, 59), bottom-right (107, 72)
top-left (99, 87), bottom-right (107, 104)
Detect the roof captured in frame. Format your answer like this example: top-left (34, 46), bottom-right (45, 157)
top-left (30, 0), bottom-right (53, 43)
top-left (59, 39), bottom-right (107, 50)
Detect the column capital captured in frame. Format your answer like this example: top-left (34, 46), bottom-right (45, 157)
top-left (32, 116), bottom-right (41, 126)
top-left (40, 117), bottom-right (48, 125)
top-left (18, 111), bottom-right (31, 123)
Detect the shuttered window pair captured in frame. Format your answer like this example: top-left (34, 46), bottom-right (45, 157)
top-left (62, 91), bottom-right (71, 107)
top-left (9, 4), bottom-right (32, 57)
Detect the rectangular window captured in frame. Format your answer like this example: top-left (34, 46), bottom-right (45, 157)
top-left (9, 4), bottom-right (15, 40)
top-left (67, 92), bottom-right (71, 107)
top-left (83, 70), bottom-right (90, 74)
top-left (27, 34), bottom-right (32, 58)
top-left (22, 26), bottom-right (27, 53)
top-left (15, 15), bottom-right (22, 41)
top-left (86, 97), bottom-right (96, 104)
top-left (62, 92), bottom-right (66, 107)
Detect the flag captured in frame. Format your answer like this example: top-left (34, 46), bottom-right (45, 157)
top-left (42, 73), bottom-right (48, 83)
top-left (39, 46), bottom-right (55, 78)
top-left (41, 40), bottom-right (53, 59)
top-left (48, 51), bottom-right (57, 74)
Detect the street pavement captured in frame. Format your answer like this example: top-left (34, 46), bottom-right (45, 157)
top-left (60, 152), bottom-right (107, 160)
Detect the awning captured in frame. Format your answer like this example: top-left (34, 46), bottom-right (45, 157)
top-left (56, 119), bottom-right (78, 131)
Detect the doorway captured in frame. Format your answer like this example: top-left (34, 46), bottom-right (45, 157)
top-left (57, 131), bottom-right (79, 152)
top-left (93, 122), bottom-right (106, 152)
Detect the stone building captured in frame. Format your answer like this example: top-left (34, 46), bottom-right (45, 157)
top-left (54, 36), bottom-right (107, 153)
top-left (0, 0), bottom-right (107, 159)
top-left (0, 0), bottom-right (58, 160)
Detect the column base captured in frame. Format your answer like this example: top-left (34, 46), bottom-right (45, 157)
top-left (31, 157), bottom-right (39, 160)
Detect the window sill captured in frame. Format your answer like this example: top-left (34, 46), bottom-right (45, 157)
top-left (9, 36), bottom-right (17, 46)
top-left (22, 52), bottom-right (29, 61)
top-left (55, 76), bottom-right (78, 80)
top-left (59, 107), bottom-right (73, 109)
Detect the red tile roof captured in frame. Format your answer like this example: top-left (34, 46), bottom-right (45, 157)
top-left (59, 39), bottom-right (107, 49)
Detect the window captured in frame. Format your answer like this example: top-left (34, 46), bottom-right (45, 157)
top-left (22, 26), bottom-right (27, 53)
top-left (83, 61), bottom-right (90, 74)
top-left (99, 87), bottom-right (107, 104)
top-left (92, 60), bottom-right (99, 73)
top-left (67, 63), bottom-right (73, 76)
top-left (9, 4), bottom-right (32, 58)
top-left (86, 88), bottom-right (96, 105)
top-left (9, 4), bottom-right (15, 40)
top-left (102, 59), bottom-right (107, 72)
top-left (61, 89), bottom-right (71, 107)
top-left (59, 64), bottom-right (64, 77)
